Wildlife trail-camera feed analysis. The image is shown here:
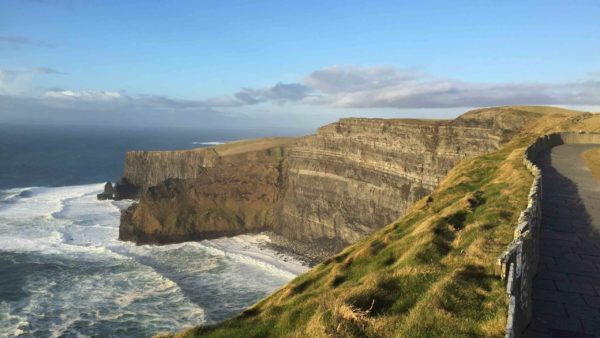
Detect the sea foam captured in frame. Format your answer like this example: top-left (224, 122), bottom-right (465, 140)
top-left (0, 183), bottom-right (307, 336)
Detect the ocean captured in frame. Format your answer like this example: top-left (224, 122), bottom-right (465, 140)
top-left (0, 125), bottom-right (308, 337)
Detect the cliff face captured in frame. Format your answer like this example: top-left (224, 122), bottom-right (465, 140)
top-left (119, 138), bottom-right (294, 243)
top-left (118, 107), bottom-right (538, 250)
top-left (273, 114), bottom-right (525, 245)
top-left (123, 148), bottom-right (219, 192)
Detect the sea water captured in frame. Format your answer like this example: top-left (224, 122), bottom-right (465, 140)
top-left (0, 125), bottom-right (308, 337)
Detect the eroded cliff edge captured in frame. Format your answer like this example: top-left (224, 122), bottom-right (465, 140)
top-left (119, 137), bottom-right (295, 243)
top-left (119, 107), bottom-right (539, 254)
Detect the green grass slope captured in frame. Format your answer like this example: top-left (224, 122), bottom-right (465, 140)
top-left (160, 106), bottom-right (598, 338)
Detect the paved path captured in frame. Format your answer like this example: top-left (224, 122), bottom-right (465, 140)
top-left (525, 144), bottom-right (600, 337)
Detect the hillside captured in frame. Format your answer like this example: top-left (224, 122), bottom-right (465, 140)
top-left (159, 106), bottom-right (600, 337)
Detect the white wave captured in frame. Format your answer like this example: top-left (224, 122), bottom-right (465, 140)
top-left (0, 183), bottom-right (126, 260)
top-left (199, 235), bottom-right (309, 278)
top-left (0, 183), bottom-right (307, 334)
top-left (0, 184), bottom-right (307, 276)
top-left (13, 256), bottom-right (205, 337)
top-left (0, 183), bottom-right (207, 335)
top-left (0, 183), bottom-right (104, 219)
top-left (0, 187), bottom-right (31, 203)
top-left (0, 302), bottom-right (29, 338)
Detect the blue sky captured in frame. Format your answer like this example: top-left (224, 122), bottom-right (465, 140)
top-left (1, 0), bottom-right (600, 130)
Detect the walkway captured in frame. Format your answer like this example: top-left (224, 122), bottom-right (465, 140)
top-left (525, 144), bottom-right (600, 337)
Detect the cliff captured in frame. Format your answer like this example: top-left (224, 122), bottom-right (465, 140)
top-left (119, 106), bottom-right (546, 251)
top-left (122, 137), bottom-right (295, 191)
top-left (119, 137), bottom-right (296, 243)
top-left (273, 110), bottom-right (532, 246)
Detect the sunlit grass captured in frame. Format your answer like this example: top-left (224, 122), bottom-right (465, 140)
top-left (582, 147), bottom-right (600, 181)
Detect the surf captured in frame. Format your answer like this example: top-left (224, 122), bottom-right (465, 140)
top-left (0, 183), bottom-right (307, 337)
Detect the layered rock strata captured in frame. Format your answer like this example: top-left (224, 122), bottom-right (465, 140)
top-left (119, 138), bottom-right (295, 243)
top-left (274, 115), bottom-right (515, 245)
top-left (119, 108), bottom-right (536, 253)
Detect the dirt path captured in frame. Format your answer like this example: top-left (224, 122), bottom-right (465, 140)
top-left (524, 145), bottom-right (600, 337)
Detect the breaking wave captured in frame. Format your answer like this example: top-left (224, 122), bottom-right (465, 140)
top-left (0, 184), bottom-right (307, 337)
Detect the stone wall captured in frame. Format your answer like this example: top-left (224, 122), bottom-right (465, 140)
top-left (496, 132), bottom-right (600, 338)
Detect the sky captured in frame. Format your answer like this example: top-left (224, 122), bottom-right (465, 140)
top-left (1, 0), bottom-right (600, 132)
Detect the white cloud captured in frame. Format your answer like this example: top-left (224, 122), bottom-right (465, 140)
top-left (0, 67), bottom-right (66, 96)
top-left (326, 80), bottom-right (563, 108)
top-left (238, 66), bottom-right (600, 109)
top-left (305, 65), bottom-right (420, 93)
top-left (234, 83), bottom-right (310, 105)
top-left (43, 89), bottom-right (124, 101)
top-left (0, 69), bottom-right (30, 96)
top-left (0, 70), bottom-right (17, 94)
top-left (3, 65), bottom-right (600, 130)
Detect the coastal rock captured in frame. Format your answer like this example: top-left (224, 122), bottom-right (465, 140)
top-left (272, 111), bottom-right (528, 245)
top-left (118, 138), bottom-right (294, 243)
top-left (97, 181), bottom-right (115, 200)
top-left (114, 177), bottom-right (139, 200)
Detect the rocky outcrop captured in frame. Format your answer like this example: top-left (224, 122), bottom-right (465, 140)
top-left (97, 181), bottom-right (116, 200)
top-left (119, 138), bottom-right (295, 243)
top-left (122, 148), bottom-right (219, 192)
top-left (119, 107), bottom-right (539, 252)
top-left (272, 107), bottom-right (538, 247)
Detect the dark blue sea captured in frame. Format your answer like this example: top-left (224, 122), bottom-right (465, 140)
top-left (0, 124), bottom-right (307, 337)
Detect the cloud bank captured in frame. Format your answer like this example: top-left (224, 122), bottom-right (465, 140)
top-left (231, 66), bottom-right (600, 109)
top-left (234, 83), bottom-right (310, 105)
top-left (1, 65), bottom-right (599, 130)
top-left (94, 65), bottom-right (595, 110)
top-left (0, 67), bottom-right (66, 95)
top-left (22, 65), bottom-right (600, 110)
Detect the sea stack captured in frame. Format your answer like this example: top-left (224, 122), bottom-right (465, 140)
top-left (97, 181), bottom-right (116, 200)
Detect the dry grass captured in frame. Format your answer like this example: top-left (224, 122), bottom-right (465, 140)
top-left (133, 137), bottom-right (298, 158)
top-left (582, 147), bottom-right (600, 181)
top-left (214, 137), bottom-right (298, 156)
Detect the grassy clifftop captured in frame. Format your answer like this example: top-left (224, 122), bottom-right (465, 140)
top-left (161, 106), bottom-right (599, 338)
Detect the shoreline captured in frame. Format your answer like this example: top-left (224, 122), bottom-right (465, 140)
top-left (260, 231), bottom-right (344, 267)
